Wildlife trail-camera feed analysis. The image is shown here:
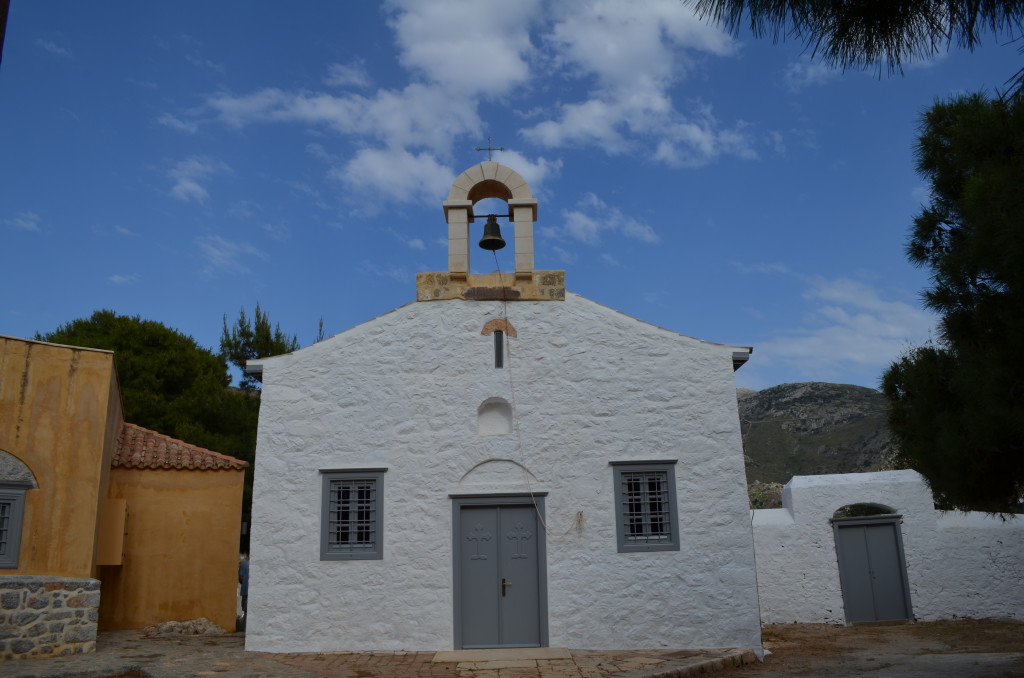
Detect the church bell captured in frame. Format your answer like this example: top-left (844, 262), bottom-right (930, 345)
top-left (478, 215), bottom-right (507, 251)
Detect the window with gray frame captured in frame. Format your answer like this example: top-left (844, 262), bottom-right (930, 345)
top-left (320, 469), bottom-right (386, 560)
top-left (0, 487), bottom-right (27, 569)
top-left (610, 461), bottom-right (679, 552)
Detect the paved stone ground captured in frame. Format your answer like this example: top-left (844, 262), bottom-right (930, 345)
top-left (0, 630), bottom-right (755, 678)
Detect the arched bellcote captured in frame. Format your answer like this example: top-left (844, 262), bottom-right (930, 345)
top-left (416, 161), bottom-right (565, 302)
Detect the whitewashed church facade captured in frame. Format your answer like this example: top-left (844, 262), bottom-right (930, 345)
top-left (245, 162), bottom-right (762, 653)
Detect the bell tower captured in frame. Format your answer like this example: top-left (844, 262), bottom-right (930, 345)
top-left (416, 161), bottom-right (565, 302)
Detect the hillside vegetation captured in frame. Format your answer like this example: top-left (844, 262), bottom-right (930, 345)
top-left (738, 382), bottom-right (898, 508)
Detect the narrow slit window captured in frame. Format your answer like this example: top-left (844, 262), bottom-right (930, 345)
top-left (494, 330), bottom-right (504, 368)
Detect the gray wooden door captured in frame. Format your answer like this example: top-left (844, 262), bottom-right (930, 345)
top-left (834, 518), bottom-right (913, 623)
top-left (457, 504), bottom-right (542, 648)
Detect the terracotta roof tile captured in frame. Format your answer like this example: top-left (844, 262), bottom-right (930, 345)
top-left (114, 423), bottom-right (249, 471)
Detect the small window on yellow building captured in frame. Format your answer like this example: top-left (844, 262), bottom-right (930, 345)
top-left (0, 486), bottom-right (27, 569)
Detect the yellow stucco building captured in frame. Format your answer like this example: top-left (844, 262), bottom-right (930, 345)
top-left (0, 335), bottom-right (246, 657)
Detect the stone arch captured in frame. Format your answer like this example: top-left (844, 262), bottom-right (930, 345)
top-left (0, 449), bottom-right (38, 488)
top-left (477, 397), bottom-right (513, 436)
top-left (443, 162), bottom-right (539, 280)
top-left (480, 319), bottom-right (517, 338)
top-left (458, 458), bottom-right (538, 485)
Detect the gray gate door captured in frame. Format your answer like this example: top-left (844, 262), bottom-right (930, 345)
top-left (455, 501), bottom-right (545, 649)
top-left (833, 517), bottom-right (913, 623)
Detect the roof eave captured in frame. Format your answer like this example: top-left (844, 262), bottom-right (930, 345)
top-left (732, 348), bottom-right (753, 371)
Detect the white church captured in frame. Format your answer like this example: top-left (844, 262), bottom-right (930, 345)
top-left (244, 162), bottom-right (762, 654)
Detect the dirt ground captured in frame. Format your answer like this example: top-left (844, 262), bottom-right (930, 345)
top-left (716, 620), bottom-right (1024, 678)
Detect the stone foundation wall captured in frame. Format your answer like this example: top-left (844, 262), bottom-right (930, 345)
top-left (0, 576), bottom-right (100, 660)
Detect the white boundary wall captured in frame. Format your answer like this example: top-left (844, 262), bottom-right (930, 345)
top-left (753, 470), bottom-right (1024, 624)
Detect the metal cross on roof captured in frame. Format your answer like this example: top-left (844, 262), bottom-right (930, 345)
top-left (475, 137), bottom-right (505, 161)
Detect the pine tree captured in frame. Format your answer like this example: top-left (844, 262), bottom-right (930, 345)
top-left (882, 93), bottom-right (1024, 513)
top-left (220, 303), bottom-right (300, 390)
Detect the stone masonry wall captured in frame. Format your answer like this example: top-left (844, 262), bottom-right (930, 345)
top-left (0, 576), bottom-right (100, 660)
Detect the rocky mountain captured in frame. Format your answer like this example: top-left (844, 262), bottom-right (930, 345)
top-left (738, 382), bottom-right (897, 507)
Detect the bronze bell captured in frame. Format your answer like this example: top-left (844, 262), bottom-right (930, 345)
top-left (478, 215), bottom-right (507, 251)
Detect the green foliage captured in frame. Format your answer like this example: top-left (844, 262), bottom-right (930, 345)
top-left (833, 503), bottom-right (894, 518)
top-left (882, 93), bottom-right (1024, 513)
top-left (690, 0), bottom-right (1024, 95)
top-left (740, 383), bottom-right (897, 485)
top-left (220, 303), bottom-right (300, 390)
top-left (36, 309), bottom-right (261, 519)
top-left (747, 480), bottom-right (784, 509)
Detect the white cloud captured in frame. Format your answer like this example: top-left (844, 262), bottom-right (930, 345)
top-left (521, 0), bottom-right (748, 166)
top-left (783, 57), bottom-right (840, 93)
top-left (34, 39), bottom-right (72, 58)
top-left (157, 113), bottom-right (198, 134)
top-left (333, 148), bottom-right (453, 206)
top-left (229, 200), bottom-right (260, 219)
top-left (386, 227), bottom-right (426, 250)
top-left (552, 246), bottom-right (577, 264)
top-left (109, 274), bottom-right (140, 284)
top-left (200, 0), bottom-right (754, 205)
top-left (545, 0), bottom-right (732, 89)
top-left (491, 150), bottom-right (562, 193)
top-left (733, 261), bottom-right (792, 275)
top-left (6, 212), bottom-right (41, 231)
top-left (206, 84), bottom-right (480, 155)
top-left (184, 49), bottom-right (225, 75)
top-left (554, 193), bottom-right (659, 245)
top-left (306, 143), bottom-right (336, 163)
top-left (195, 235), bottom-right (267, 276)
top-left (324, 60), bottom-right (372, 89)
top-left (360, 260), bottom-right (410, 283)
top-left (751, 276), bottom-right (936, 382)
top-left (127, 77), bottom-right (158, 90)
top-left (284, 181), bottom-right (321, 200)
top-left (168, 156), bottom-right (230, 203)
top-left (261, 223), bottom-right (291, 241)
top-left (601, 253), bottom-right (621, 266)
top-left (113, 225), bottom-right (135, 236)
top-left (385, 0), bottom-right (540, 97)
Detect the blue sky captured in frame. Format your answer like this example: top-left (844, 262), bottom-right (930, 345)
top-left (2, 1), bottom-right (1019, 390)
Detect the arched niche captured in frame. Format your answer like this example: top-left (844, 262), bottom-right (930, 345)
top-left (443, 162), bottom-right (538, 280)
top-left (477, 397), bottom-right (513, 436)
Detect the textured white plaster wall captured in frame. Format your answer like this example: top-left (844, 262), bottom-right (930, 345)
top-left (753, 470), bottom-right (1024, 624)
top-left (246, 292), bottom-right (761, 653)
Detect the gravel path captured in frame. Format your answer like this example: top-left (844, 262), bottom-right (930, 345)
top-left (715, 620), bottom-right (1024, 678)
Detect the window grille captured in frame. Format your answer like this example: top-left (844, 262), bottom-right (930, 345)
top-left (320, 469), bottom-right (386, 560)
top-left (621, 471), bottom-right (671, 543)
top-left (610, 461), bottom-right (679, 553)
top-left (327, 479), bottom-right (376, 552)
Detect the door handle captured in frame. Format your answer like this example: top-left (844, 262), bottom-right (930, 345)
top-left (501, 578), bottom-right (511, 597)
